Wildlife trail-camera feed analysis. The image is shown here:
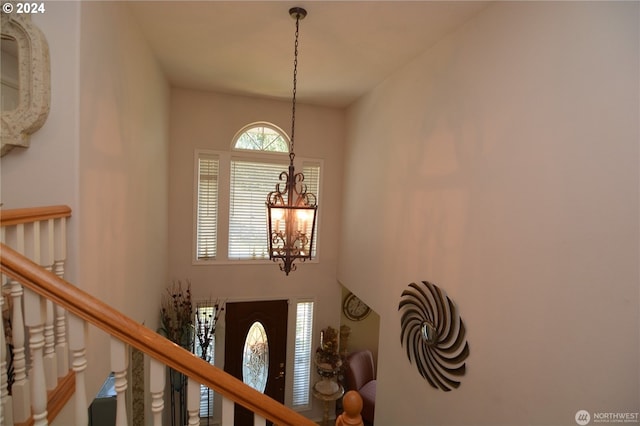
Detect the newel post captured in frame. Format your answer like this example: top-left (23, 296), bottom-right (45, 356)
top-left (335, 391), bottom-right (364, 426)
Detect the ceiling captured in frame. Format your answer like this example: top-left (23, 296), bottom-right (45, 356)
top-left (128, 1), bottom-right (489, 108)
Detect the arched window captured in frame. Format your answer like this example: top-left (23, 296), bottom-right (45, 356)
top-left (194, 122), bottom-right (320, 262)
top-left (232, 123), bottom-right (289, 153)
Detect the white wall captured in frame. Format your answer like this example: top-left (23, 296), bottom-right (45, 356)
top-left (76, 0), bottom-right (170, 411)
top-left (1, 2), bottom-right (81, 282)
top-left (169, 88), bottom-right (345, 420)
top-left (340, 2), bottom-right (639, 425)
top-left (2, 5), bottom-right (82, 423)
top-left (2, 2), bottom-right (170, 422)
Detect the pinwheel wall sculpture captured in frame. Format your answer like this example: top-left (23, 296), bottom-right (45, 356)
top-left (398, 281), bottom-right (469, 391)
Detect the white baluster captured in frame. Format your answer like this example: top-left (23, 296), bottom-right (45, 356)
top-left (24, 288), bottom-right (48, 425)
top-left (26, 221), bottom-right (38, 372)
top-left (43, 298), bottom-right (56, 389)
top-left (68, 313), bottom-right (88, 425)
top-left (8, 224), bottom-right (31, 423)
top-left (53, 217), bottom-right (68, 378)
top-left (222, 396), bottom-right (234, 426)
top-left (24, 222), bottom-right (49, 425)
top-left (54, 306), bottom-right (68, 377)
top-left (1, 282), bottom-right (14, 426)
top-left (254, 414), bottom-right (266, 426)
top-left (111, 337), bottom-right (129, 426)
top-left (149, 357), bottom-right (165, 426)
top-left (53, 261), bottom-right (68, 378)
top-left (187, 377), bottom-right (200, 425)
top-left (43, 218), bottom-right (57, 389)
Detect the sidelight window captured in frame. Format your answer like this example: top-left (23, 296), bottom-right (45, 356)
top-left (194, 304), bottom-right (218, 417)
top-left (292, 300), bottom-right (314, 408)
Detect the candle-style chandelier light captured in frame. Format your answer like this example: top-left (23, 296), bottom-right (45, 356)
top-left (266, 7), bottom-right (318, 275)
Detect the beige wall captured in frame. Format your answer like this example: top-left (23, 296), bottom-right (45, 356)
top-left (3, 5), bottom-right (82, 423)
top-left (168, 87), bottom-right (345, 420)
top-left (340, 2), bottom-right (639, 425)
top-left (2, 2), bottom-right (170, 422)
top-left (76, 0), bottom-right (170, 409)
top-left (2, 2), bottom-right (81, 280)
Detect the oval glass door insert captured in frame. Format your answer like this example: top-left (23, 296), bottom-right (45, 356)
top-left (242, 321), bottom-right (269, 393)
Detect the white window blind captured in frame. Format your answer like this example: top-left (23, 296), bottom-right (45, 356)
top-left (302, 162), bottom-right (320, 257)
top-left (194, 123), bottom-right (322, 263)
top-left (228, 159), bottom-right (288, 259)
top-left (196, 154), bottom-right (219, 260)
top-left (293, 301), bottom-right (314, 408)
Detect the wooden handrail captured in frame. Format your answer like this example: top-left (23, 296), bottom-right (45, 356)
top-left (0, 243), bottom-right (315, 426)
top-left (1, 205), bottom-right (72, 226)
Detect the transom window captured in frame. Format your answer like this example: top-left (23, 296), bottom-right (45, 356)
top-left (194, 122), bottom-right (321, 263)
top-left (234, 125), bottom-right (289, 152)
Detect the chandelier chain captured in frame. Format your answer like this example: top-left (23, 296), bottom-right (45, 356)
top-left (266, 7), bottom-right (316, 276)
top-left (290, 12), bottom-right (301, 163)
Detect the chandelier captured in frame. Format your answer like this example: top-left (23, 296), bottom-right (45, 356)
top-left (266, 7), bottom-right (318, 275)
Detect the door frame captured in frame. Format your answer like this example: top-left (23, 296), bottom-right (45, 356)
top-left (213, 296), bottom-right (316, 411)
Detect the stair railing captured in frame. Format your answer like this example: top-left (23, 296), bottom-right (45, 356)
top-left (1, 205), bottom-right (73, 425)
top-left (1, 205), bottom-right (320, 426)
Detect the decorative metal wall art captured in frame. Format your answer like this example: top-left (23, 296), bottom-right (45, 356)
top-left (398, 281), bottom-right (469, 391)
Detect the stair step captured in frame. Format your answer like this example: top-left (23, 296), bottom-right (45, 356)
top-left (14, 370), bottom-right (75, 426)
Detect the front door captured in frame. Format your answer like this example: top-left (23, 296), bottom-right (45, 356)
top-left (224, 300), bottom-right (288, 426)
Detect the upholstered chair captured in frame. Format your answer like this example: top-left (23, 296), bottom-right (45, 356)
top-left (344, 350), bottom-right (376, 425)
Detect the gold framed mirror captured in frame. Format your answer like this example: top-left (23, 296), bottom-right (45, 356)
top-left (1, 7), bottom-right (50, 156)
